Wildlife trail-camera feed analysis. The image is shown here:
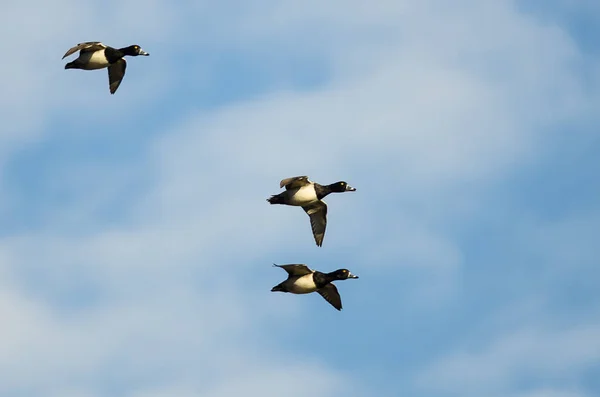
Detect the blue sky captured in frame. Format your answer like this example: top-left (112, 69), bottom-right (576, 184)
top-left (1, 0), bottom-right (599, 396)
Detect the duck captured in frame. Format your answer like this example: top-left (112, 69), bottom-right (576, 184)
top-left (271, 264), bottom-right (359, 311)
top-left (267, 176), bottom-right (356, 247)
top-left (63, 42), bottom-right (150, 94)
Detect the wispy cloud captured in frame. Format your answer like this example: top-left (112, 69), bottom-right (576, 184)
top-left (418, 321), bottom-right (600, 396)
top-left (0, 0), bottom-right (599, 396)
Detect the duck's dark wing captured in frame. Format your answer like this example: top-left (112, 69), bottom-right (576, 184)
top-left (273, 263), bottom-right (313, 276)
top-left (303, 200), bottom-right (327, 247)
top-left (317, 283), bottom-right (342, 311)
top-left (280, 176), bottom-right (311, 190)
top-left (108, 59), bottom-right (127, 94)
top-left (62, 42), bottom-right (106, 59)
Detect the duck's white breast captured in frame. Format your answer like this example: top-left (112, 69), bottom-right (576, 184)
top-left (287, 185), bottom-right (317, 206)
top-left (290, 274), bottom-right (318, 294)
top-left (79, 50), bottom-right (110, 69)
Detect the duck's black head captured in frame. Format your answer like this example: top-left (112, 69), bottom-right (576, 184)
top-left (328, 181), bottom-right (356, 193)
top-left (330, 268), bottom-right (359, 280)
top-left (120, 45), bottom-right (150, 56)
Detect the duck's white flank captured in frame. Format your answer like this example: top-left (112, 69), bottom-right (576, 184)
top-left (290, 274), bottom-right (318, 293)
top-left (287, 185), bottom-right (317, 206)
top-left (80, 51), bottom-right (110, 69)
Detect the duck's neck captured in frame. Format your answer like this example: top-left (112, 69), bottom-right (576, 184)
top-left (312, 271), bottom-right (336, 288)
top-left (105, 47), bottom-right (125, 63)
top-left (117, 47), bottom-right (133, 56)
top-left (314, 183), bottom-right (333, 200)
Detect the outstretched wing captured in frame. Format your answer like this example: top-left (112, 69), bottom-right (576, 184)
top-left (273, 263), bottom-right (313, 276)
top-left (62, 42), bottom-right (106, 59)
top-left (317, 283), bottom-right (342, 310)
top-left (303, 200), bottom-right (327, 247)
top-left (108, 58), bottom-right (127, 94)
top-left (280, 176), bottom-right (311, 190)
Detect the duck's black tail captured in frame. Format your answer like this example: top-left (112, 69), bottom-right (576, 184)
top-left (267, 194), bottom-right (284, 205)
top-left (64, 61), bottom-right (79, 69)
top-left (271, 285), bottom-right (286, 292)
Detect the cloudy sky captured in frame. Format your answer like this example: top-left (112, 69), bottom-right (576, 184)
top-left (1, 0), bottom-right (599, 396)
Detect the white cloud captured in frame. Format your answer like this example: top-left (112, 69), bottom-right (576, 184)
top-left (509, 390), bottom-right (590, 397)
top-left (417, 322), bottom-right (600, 396)
top-left (0, 0), bottom-right (599, 396)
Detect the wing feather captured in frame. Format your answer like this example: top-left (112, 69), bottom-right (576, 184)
top-left (108, 58), bottom-right (127, 94)
top-left (280, 176), bottom-right (311, 190)
top-left (273, 264), bottom-right (313, 276)
top-left (62, 42), bottom-right (106, 59)
top-left (317, 284), bottom-right (342, 310)
top-left (303, 201), bottom-right (327, 247)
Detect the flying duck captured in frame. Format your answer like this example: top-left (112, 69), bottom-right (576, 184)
top-left (63, 42), bottom-right (149, 94)
top-left (267, 176), bottom-right (356, 246)
top-left (271, 264), bottom-right (359, 311)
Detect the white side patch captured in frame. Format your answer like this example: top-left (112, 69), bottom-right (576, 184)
top-left (80, 51), bottom-right (110, 69)
top-left (291, 274), bottom-right (318, 293)
top-left (288, 185), bottom-right (317, 206)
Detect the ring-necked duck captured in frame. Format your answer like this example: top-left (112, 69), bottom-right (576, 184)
top-left (267, 176), bottom-right (356, 247)
top-left (63, 42), bottom-right (149, 94)
top-left (271, 263), bottom-right (358, 311)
